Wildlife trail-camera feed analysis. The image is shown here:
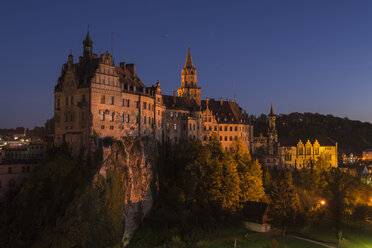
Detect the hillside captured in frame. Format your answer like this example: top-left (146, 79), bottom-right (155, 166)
top-left (253, 112), bottom-right (372, 154)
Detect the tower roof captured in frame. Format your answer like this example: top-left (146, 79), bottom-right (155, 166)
top-left (83, 30), bottom-right (93, 46)
top-left (270, 103), bottom-right (274, 115)
top-left (184, 47), bottom-right (194, 68)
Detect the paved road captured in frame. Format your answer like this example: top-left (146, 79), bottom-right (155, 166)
top-left (288, 234), bottom-right (337, 248)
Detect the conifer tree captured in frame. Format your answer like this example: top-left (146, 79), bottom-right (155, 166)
top-left (269, 169), bottom-right (299, 235)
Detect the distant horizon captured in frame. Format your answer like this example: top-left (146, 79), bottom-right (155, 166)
top-left (1, 0), bottom-right (372, 128)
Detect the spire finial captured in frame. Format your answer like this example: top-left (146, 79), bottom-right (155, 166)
top-left (184, 42), bottom-right (194, 68)
top-left (270, 103), bottom-right (274, 115)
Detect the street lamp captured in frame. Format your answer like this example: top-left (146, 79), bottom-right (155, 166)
top-left (320, 200), bottom-right (326, 206)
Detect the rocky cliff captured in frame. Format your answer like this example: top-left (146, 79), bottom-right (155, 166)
top-left (99, 137), bottom-right (157, 246)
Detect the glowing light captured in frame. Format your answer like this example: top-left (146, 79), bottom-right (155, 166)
top-left (320, 200), bottom-right (326, 206)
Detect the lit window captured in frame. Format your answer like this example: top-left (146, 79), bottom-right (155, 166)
top-left (109, 96), bottom-right (114, 105)
top-left (174, 123), bottom-right (177, 130)
top-left (306, 147), bottom-right (311, 155)
top-left (100, 111), bottom-right (105, 121)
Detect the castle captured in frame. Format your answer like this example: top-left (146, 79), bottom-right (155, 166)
top-left (53, 31), bottom-right (337, 168)
top-left (54, 31), bottom-right (253, 153)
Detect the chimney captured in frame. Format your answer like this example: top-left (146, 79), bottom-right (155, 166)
top-left (220, 97), bottom-right (223, 105)
top-left (173, 91), bottom-right (176, 103)
top-left (126, 63), bottom-right (136, 77)
top-left (120, 62), bottom-right (126, 70)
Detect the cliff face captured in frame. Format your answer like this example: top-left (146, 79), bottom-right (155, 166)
top-left (100, 137), bottom-right (157, 246)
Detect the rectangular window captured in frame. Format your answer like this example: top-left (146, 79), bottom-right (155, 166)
top-left (57, 98), bottom-right (60, 107)
top-left (170, 112), bottom-right (174, 117)
top-left (126, 114), bottom-right (130, 123)
top-left (224, 126), bottom-right (227, 131)
top-left (110, 126), bottom-right (114, 130)
top-left (174, 123), bottom-right (177, 130)
top-left (110, 112), bottom-right (114, 122)
top-left (315, 147), bottom-right (319, 155)
top-left (82, 94), bottom-right (86, 102)
top-left (220, 136), bottom-right (222, 141)
top-left (126, 99), bottom-right (130, 107)
top-left (220, 126), bottom-right (222, 131)
top-left (122, 99), bottom-right (125, 106)
top-left (235, 127), bottom-right (237, 131)
top-left (71, 96), bottom-right (74, 105)
top-left (109, 96), bottom-right (114, 105)
top-left (136, 116), bottom-right (139, 124)
top-left (82, 111), bottom-right (86, 120)
top-left (100, 111), bottom-right (105, 121)
top-left (102, 79), bottom-right (105, 84)
top-left (306, 147), bottom-right (311, 155)
top-left (101, 125), bottom-right (105, 129)
top-left (143, 102), bottom-right (147, 109)
top-left (224, 136), bottom-right (227, 141)
top-left (230, 127), bottom-right (232, 131)
top-left (144, 116), bottom-right (146, 124)
top-left (166, 123), bottom-right (170, 130)
top-left (136, 101), bottom-right (139, 108)
top-left (101, 95), bottom-right (105, 104)
top-left (298, 148), bottom-right (303, 155)
top-left (66, 97), bottom-right (68, 105)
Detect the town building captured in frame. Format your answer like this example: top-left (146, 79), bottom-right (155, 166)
top-left (252, 105), bottom-right (338, 168)
top-left (53, 32), bottom-right (253, 153)
top-left (0, 142), bottom-right (45, 201)
top-left (362, 149), bottom-right (372, 160)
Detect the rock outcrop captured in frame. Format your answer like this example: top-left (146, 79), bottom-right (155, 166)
top-left (99, 137), bottom-right (157, 246)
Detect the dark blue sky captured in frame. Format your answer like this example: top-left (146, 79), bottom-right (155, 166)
top-left (1, 0), bottom-right (372, 128)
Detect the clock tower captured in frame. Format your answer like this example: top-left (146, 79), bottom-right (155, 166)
top-left (177, 46), bottom-right (201, 105)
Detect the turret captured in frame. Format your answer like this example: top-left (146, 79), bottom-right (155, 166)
top-left (83, 29), bottom-right (93, 58)
top-left (268, 103), bottom-right (278, 144)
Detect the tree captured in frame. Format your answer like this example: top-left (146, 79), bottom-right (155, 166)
top-left (269, 169), bottom-right (300, 235)
top-left (229, 138), bottom-right (266, 204)
top-left (324, 168), bottom-right (352, 244)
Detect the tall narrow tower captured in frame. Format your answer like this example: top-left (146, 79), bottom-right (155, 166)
top-left (177, 46), bottom-right (201, 105)
top-left (83, 30), bottom-right (93, 58)
top-left (268, 104), bottom-right (278, 144)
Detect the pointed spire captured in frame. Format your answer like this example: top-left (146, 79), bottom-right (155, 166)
top-left (270, 103), bottom-right (274, 115)
top-left (83, 25), bottom-right (93, 46)
top-left (184, 42), bottom-right (194, 68)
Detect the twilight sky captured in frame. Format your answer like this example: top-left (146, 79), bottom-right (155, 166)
top-left (1, 0), bottom-right (372, 128)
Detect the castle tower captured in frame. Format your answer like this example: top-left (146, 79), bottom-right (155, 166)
top-left (268, 104), bottom-right (278, 144)
top-left (83, 30), bottom-right (93, 58)
top-left (177, 46), bottom-right (201, 105)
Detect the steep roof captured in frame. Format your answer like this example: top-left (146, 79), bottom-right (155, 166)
top-left (201, 98), bottom-right (249, 124)
top-left (115, 66), bottom-right (144, 88)
top-left (279, 137), bottom-right (336, 147)
top-left (162, 95), bottom-right (199, 111)
top-left (184, 48), bottom-right (194, 68)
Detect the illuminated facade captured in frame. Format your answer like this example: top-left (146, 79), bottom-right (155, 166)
top-left (53, 32), bottom-right (253, 153)
top-left (252, 106), bottom-right (338, 168)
